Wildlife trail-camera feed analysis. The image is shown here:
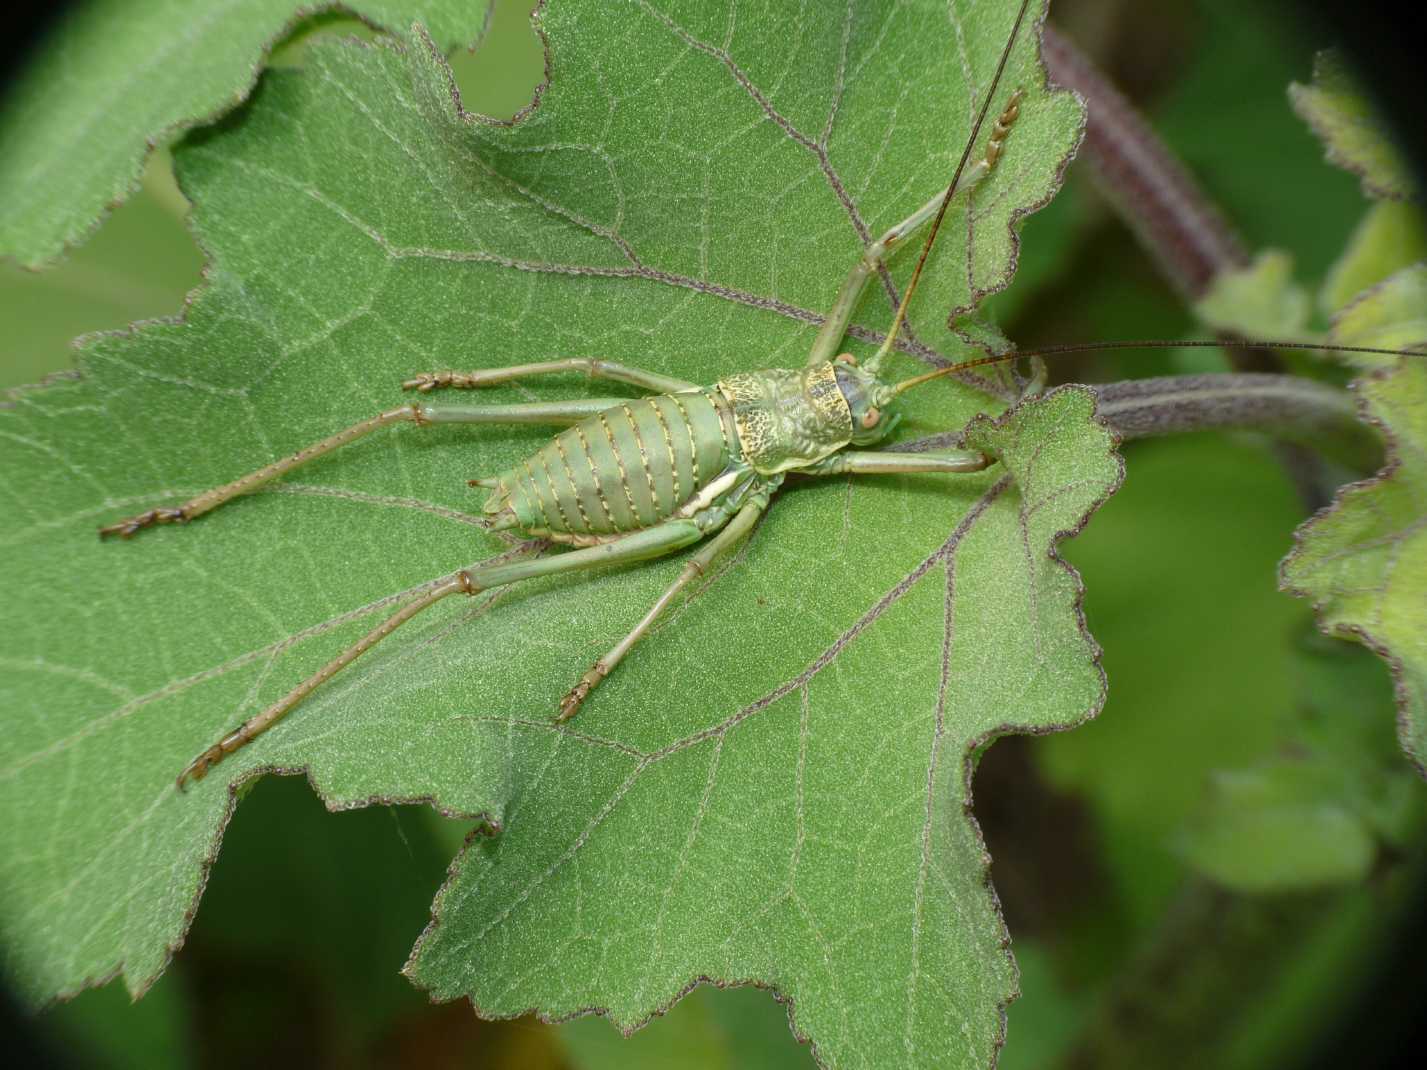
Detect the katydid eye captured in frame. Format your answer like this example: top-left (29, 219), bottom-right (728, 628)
top-left (860, 407), bottom-right (880, 429)
top-left (834, 353), bottom-right (857, 366)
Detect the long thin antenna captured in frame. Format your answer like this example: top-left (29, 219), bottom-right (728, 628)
top-left (866, 0), bottom-right (1035, 374)
top-left (891, 338), bottom-right (1426, 396)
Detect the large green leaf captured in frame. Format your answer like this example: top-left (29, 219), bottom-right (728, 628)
top-left (0, 4), bottom-right (1105, 1066)
top-left (0, 0), bottom-right (492, 268)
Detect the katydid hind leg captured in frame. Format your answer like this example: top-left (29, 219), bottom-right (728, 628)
top-left (100, 405), bottom-right (422, 538)
top-left (99, 398), bottom-right (629, 538)
top-left (176, 514), bottom-right (711, 789)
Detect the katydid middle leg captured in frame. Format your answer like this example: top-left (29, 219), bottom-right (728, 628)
top-left (99, 397), bottom-right (631, 537)
top-left (177, 508), bottom-right (727, 788)
top-left (557, 482), bottom-right (774, 721)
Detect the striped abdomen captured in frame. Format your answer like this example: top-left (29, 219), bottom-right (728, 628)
top-left (484, 390), bottom-right (734, 541)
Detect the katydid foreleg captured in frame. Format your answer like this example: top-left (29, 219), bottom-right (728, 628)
top-left (805, 89), bottom-right (1023, 369)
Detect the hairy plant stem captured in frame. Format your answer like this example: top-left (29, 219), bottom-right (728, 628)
top-left (915, 374), bottom-right (1374, 471)
top-left (1040, 25), bottom-right (1248, 299)
top-left (1092, 373), bottom-right (1377, 469)
top-left (1041, 26), bottom-right (1349, 506)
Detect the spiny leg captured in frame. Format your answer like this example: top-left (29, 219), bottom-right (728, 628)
top-left (806, 89), bottom-right (1024, 368)
top-left (558, 486), bottom-right (772, 721)
top-left (404, 357), bottom-right (697, 395)
top-left (177, 513), bottom-right (716, 789)
top-left (99, 397), bottom-right (631, 538)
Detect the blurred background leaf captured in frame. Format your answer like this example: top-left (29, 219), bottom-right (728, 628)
top-left (0, 0), bottom-right (495, 267)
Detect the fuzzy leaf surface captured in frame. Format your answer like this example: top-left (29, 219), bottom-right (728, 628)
top-left (0, 4), bottom-right (1103, 1067)
top-left (0, 0), bottom-right (491, 267)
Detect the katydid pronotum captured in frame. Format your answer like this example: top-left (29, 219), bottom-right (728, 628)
top-left (98, 0), bottom-right (1414, 791)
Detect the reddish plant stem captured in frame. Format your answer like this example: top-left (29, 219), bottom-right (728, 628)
top-left (1040, 25), bottom-right (1347, 505)
top-left (1040, 25), bottom-right (1249, 300)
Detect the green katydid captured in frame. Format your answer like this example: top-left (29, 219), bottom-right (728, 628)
top-left (98, 0), bottom-right (1412, 792)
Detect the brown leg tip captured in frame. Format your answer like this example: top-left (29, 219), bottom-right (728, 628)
top-left (176, 748), bottom-right (218, 792)
top-left (99, 508), bottom-right (187, 540)
top-left (99, 519), bottom-right (141, 540)
top-left (402, 372), bottom-right (450, 393)
top-left (555, 686), bottom-right (587, 723)
top-left (557, 667), bottom-right (609, 723)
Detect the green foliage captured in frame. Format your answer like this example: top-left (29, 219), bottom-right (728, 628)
top-left (1288, 50), bottom-right (1419, 202)
top-left (1025, 429), bottom-right (1424, 1067)
top-left (557, 984), bottom-right (816, 1070)
top-left (1284, 359), bottom-right (1427, 775)
top-left (1276, 56), bottom-right (1427, 778)
top-left (1179, 657), bottom-right (1421, 893)
top-left (0, 3), bottom-right (1111, 1067)
top-left (1320, 201), bottom-right (1427, 315)
top-left (1182, 53), bottom-right (1427, 780)
top-left (1194, 250), bottom-right (1312, 339)
top-left (1037, 434), bottom-right (1311, 927)
top-left (0, 0), bottom-right (493, 267)
top-left (1332, 263), bottom-right (1427, 361)
top-left (1182, 762), bottom-right (1376, 891)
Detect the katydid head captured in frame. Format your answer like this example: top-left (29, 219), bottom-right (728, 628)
top-left (832, 351), bottom-right (901, 444)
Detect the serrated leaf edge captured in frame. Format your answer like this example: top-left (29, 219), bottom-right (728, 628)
top-left (1280, 364), bottom-right (1427, 780)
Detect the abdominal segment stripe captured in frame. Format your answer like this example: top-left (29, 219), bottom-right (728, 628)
top-left (502, 392), bottom-right (736, 536)
top-left (535, 453), bottom-right (574, 531)
top-left (598, 410), bottom-right (644, 527)
top-left (652, 398), bottom-right (682, 506)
